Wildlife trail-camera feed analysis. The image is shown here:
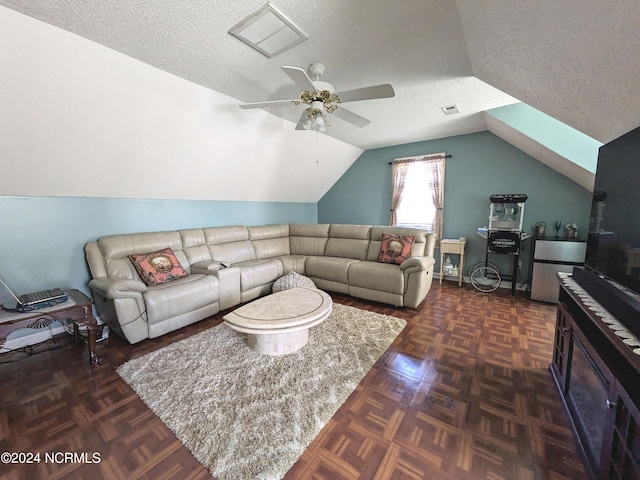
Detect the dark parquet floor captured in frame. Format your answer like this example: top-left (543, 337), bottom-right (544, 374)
top-left (0, 283), bottom-right (586, 479)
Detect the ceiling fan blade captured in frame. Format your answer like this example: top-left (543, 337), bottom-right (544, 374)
top-left (332, 107), bottom-right (371, 128)
top-left (239, 99), bottom-right (298, 109)
top-left (336, 84), bottom-right (395, 103)
top-left (295, 110), bottom-right (309, 130)
top-left (282, 66), bottom-right (318, 93)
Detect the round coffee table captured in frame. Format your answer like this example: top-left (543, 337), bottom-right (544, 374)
top-left (222, 287), bottom-right (332, 356)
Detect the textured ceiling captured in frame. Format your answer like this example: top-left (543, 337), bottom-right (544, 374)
top-left (1, 0), bottom-right (638, 149)
top-left (456, 0), bottom-right (640, 145)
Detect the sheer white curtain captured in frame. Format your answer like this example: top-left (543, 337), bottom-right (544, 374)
top-left (389, 160), bottom-right (411, 226)
top-left (426, 157), bottom-right (445, 240)
top-left (390, 153), bottom-right (446, 240)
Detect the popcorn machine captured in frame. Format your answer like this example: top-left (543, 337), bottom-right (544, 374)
top-left (488, 194), bottom-right (526, 231)
top-left (473, 194), bottom-right (529, 294)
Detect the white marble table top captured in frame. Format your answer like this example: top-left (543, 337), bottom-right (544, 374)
top-left (223, 287), bottom-right (332, 334)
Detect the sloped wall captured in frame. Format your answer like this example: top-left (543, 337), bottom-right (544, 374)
top-left (0, 7), bottom-right (362, 203)
top-left (485, 103), bottom-right (601, 191)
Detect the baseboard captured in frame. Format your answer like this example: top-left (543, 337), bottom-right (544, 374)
top-left (436, 274), bottom-right (529, 292)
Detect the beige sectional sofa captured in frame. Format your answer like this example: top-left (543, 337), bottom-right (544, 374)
top-left (85, 224), bottom-right (436, 344)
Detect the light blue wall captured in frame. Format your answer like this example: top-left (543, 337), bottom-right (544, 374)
top-left (318, 131), bottom-right (593, 281)
top-left (0, 196), bottom-right (316, 300)
top-left (486, 103), bottom-right (601, 173)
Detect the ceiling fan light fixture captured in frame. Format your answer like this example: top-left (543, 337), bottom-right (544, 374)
top-left (314, 114), bottom-right (328, 132)
top-left (303, 106), bottom-right (329, 132)
top-left (228, 3), bottom-right (308, 58)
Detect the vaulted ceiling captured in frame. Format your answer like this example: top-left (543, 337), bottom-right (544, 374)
top-left (2, 0), bottom-right (638, 152)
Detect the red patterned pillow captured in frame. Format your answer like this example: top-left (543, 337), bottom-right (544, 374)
top-left (377, 233), bottom-right (415, 265)
top-left (128, 248), bottom-right (188, 286)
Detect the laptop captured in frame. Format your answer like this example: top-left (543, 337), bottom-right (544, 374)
top-left (0, 273), bottom-right (68, 312)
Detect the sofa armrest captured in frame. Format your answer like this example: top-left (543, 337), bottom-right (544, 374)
top-left (400, 256), bottom-right (435, 272)
top-left (88, 277), bottom-right (148, 342)
top-left (89, 277), bottom-right (147, 299)
top-left (400, 256), bottom-right (436, 308)
top-left (191, 260), bottom-right (228, 274)
top-left (211, 266), bottom-right (241, 310)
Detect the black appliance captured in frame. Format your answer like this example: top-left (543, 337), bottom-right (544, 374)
top-left (474, 194), bottom-right (529, 295)
top-left (573, 125), bottom-right (640, 337)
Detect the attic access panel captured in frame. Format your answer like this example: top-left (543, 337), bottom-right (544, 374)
top-left (228, 3), bottom-right (308, 58)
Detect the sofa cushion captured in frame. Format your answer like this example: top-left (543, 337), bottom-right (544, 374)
top-left (248, 224), bottom-right (290, 241)
top-left (348, 261), bottom-right (405, 294)
top-left (203, 226), bottom-right (257, 264)
top-left (99, 231), bottom-right (189, 279)
top-left (235, 259), bottom-right (284, 292)
top-left (144, 274), bottom-right (219, 324)
top-left (128, 248), bottom-right (189, 286)
top-left (276, 255), bottom-right (308, 274)
top-left (249, 224), bottom-right (291, 259)
top-left (179, 228), bottom-right (211, 266)
top-left (100, 231), bottom-right (183, 259)
top-left (377, 233), bottom-right (415, 265)
top-left (306, 256), bottom-right (360, 284)
top-left (289, 224), bottom-right (330, 256)
top-left (325, 224), bottom-right (371, 260)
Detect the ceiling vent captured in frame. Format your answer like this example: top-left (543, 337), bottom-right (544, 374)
top-left (441, 105), bottom-right (460, 115)
top-left (229, 3), bottom-right (308, 58)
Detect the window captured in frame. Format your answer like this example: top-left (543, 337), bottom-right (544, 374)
top-left (390, 153), bottom-right (446, 240)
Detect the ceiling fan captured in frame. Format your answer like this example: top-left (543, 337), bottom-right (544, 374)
top-left (239, 63), bottom-right (395, 132)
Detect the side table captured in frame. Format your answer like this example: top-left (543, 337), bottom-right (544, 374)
top-left (0, 289), bottom-right (100, 367)
top-left (73, 316), bottom-right (105, 367)
top-left (439, 238), bottom-right (466, 287)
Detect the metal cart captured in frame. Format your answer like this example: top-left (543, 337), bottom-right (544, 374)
top-left (471, 194), bottom-right (529, 294)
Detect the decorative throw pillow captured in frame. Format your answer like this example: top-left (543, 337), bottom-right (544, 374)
top-left (128, 247), bottom-right (188, 286)
top-left (377, 233), bottom-right (415, 265)
top-left (272, 271), bottom-right (317, 293)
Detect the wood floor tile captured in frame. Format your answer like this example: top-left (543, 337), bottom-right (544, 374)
top-left (1, 284), bottom-right (586, 479)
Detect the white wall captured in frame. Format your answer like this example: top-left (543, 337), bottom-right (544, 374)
top-left (0, 6), bottom-right (362, 353)
top-left (0, 7), bottom-right (363, 203)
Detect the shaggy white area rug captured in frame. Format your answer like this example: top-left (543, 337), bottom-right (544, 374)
top-left (117, 303), bottom-right (405, 480)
